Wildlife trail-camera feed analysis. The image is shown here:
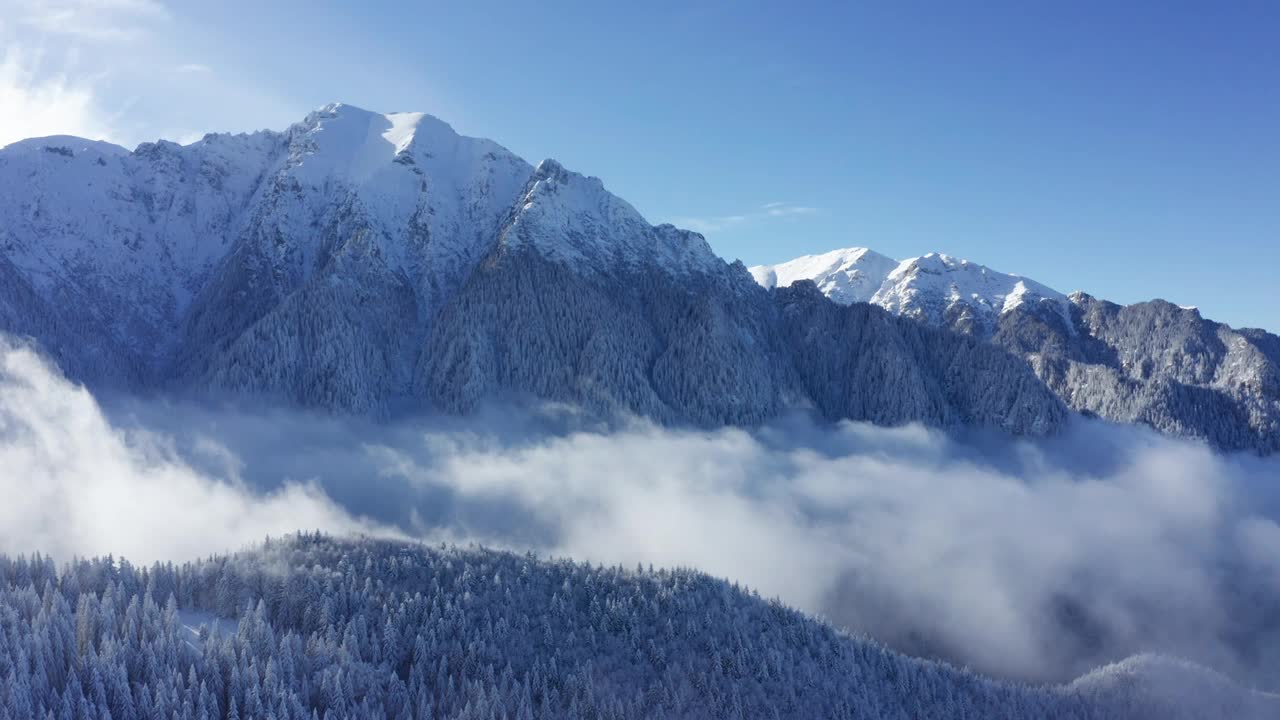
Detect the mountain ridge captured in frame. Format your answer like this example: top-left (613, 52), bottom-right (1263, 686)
top-left (750, 248), bottom-right (1072, 328)
top-left (11, 102), bottom-right (1260, 444)
top-left (753, 247), bottom-right (1280, 452)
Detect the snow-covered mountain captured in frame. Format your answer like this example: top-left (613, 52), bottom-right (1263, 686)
top-left (2, 534), bottom-right (1274, 720)
top-left (0, 104), bottom-right (1063, 434)
top-left (751, 248), bottom-right (1070, 332)
top-left (749, 246), bottom-right (899, 304)
top-left (752, 248), bottom-right (1280, 452)
top-left (3, 104), bottom-right (1274, 449)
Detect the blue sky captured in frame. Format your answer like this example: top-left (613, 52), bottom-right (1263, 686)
top-left (1, 0), bottom-right (1276, 330)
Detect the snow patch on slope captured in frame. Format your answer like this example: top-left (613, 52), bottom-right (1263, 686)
top-left (383, 111), bottom-right (423, 154)
top-left (177, 609), bottom-right (231, 653)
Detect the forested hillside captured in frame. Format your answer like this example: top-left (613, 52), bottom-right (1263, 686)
top-left (0, 535), bottom-right (1273, 719)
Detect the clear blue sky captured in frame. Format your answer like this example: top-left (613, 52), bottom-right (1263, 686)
top-left (2, 1), bottom-right (1277, 330)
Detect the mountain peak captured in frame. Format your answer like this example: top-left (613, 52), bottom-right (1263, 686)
top-left (276, 103), bottom-right (533, 210)
top-left (301, 102), bottom-right (472, 148)
top-left (312, 100), bottom-right (374, 118)
top-left (750, 246), bottom-right (898, 304)
top-left (871, 251), bottom-right (1067, 324)
top-left (530, 157), bottom-right (573, 184)
top-left (751, 246), bottom-right (1072, 329)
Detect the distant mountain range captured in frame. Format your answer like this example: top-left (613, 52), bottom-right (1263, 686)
top-left (0, 103), bottom-right (1273, 450)
top-left (752, 248), bottom-right (1280, 452)
top-left (0, 103), bottom-right (1060, 436)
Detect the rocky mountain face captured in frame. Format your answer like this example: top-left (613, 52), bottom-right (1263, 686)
top-left (752, 249), bottom-right (1280, 452)
top-left (0, 104), bottom-right (1061, 435)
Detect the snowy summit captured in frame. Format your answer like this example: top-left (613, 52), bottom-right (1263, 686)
top-left (750, 248), bottom-right (1069, 330)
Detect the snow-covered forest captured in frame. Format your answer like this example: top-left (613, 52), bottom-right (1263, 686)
top-left (0, 535), bottom-right (1275, 720)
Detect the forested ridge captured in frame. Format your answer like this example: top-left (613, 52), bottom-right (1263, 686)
top-left (0, 535), bottom-right (1273, 719)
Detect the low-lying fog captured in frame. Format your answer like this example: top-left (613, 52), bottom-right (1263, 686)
top-left (2, 338), bottom-right (1278, 688)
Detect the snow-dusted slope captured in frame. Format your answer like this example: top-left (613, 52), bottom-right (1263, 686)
top-left (271, 103), bottom-right (537, 292)
top-left (756, 246), bottom-right (1280, 452)
top-left (1069, 654), bottom-right (1280, 720)
top-left (871, 252), bottom-right (1070, 335)
top-left (0, 130), bottom-right (282, 364)
top-left (499, 158), bottom-right (721, 274)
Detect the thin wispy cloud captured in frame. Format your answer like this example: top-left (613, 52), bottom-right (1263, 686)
top-left (0, 1), bottom-right (165, 147)
top-left (0, 47), bottom-right (110, 148)
top-left (0, 1), bottom-right (224, 149)
top-left (5, 0), bottom-right (168, 41)
top-left (0, 339), bottom-right (395, 564)
top-left (674, 201), bottom-right (818, 234)
top-left (761, 201), bottom-right (816, 215)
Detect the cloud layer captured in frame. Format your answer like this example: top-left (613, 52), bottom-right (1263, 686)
top-left (368, 416), bottom-right (1280, 686)
top-left (0, 340), bottom-right (391, 563)
top-left (6, 0), bottom-right (168, 41)
top-left (2, 337), bottom-right (1279, 690)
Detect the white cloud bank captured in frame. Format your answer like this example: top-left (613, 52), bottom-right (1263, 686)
top-left (372, 418), bottom-right (1280, 686)
top-left (0, 339), bottom-right (391, 564)
top-left (1, 337), bottom-right (1279, 690)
